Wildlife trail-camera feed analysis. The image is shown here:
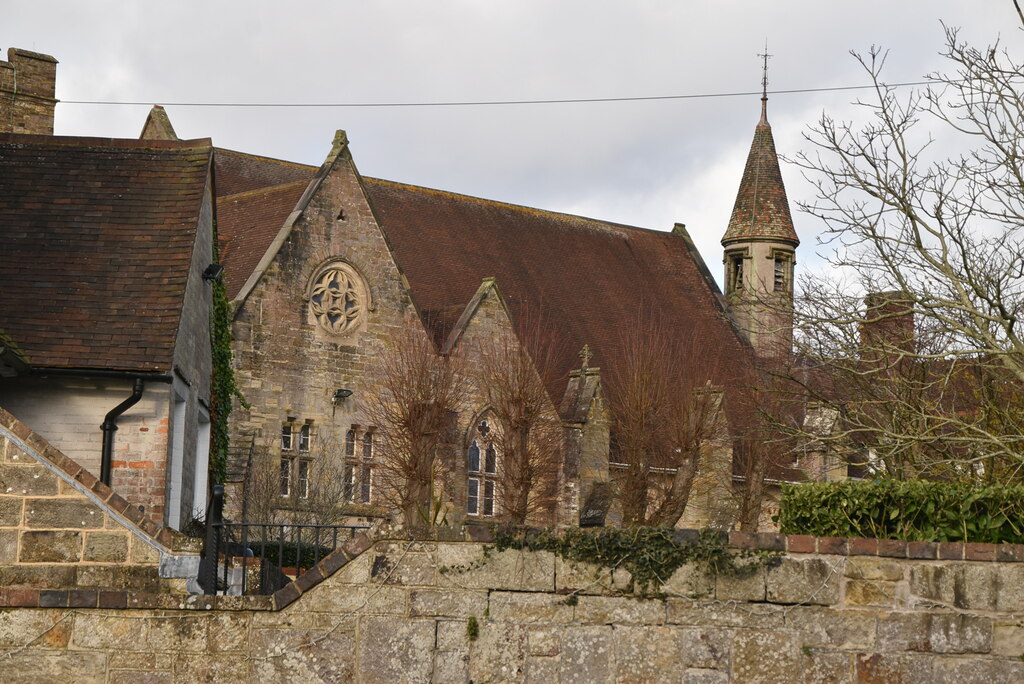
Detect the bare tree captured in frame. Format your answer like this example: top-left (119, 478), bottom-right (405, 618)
top-left (604, 317), bottom-right (730, 527)
top-left (364, 316), bottom-right (470, 528)
top-left (734, 374), bottom-right (798, 531)
top-left (786, 25), bottom-right (1024, 481)
top-left (474, 312), bottom-right (567, 525)
top-left (242, 437), bottom-right (352, 525)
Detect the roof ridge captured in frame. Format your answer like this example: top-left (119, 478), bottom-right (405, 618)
top-left (0, 132), bottom-right (212, 150)
top-left (219, 178), bottom-right (311, 201)
top-left (215, 146), bottom-right (317, 171)
top-left (364, 176), bottom-right (675, 238)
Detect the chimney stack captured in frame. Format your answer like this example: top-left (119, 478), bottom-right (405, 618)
top-left (0, 48), bottom-right (59, 135)
top-left (860, 291), bottom-right (915, 371)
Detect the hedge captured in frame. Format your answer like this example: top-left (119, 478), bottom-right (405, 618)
top-left (776, 479), bottom-right (1024, 544)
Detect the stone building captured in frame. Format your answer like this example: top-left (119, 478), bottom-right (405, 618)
top-left (0, 54), bottom-right (218, 529)
top-left (721, 93), bottom-right (800, 363)
top-left (0, 44), bottom-right (805, 532)
top-left (201, 96), bottom-right (802, 527)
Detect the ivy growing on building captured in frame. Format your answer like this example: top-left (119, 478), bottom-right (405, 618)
top-left (209, 219), bottom-right (245, 486)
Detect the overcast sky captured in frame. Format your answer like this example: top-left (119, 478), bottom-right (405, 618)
top-left (3, 2), bottom-right (1015, 285)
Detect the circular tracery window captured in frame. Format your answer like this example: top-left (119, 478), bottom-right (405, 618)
top-left (309, 263), bottom-right (366, 335)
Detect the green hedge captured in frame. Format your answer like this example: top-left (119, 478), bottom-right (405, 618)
top-left (777, 479), bottom-right (1024, 544)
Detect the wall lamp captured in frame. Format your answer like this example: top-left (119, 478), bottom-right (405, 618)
top-left (332, 388), bottom-right (353, 404)
top-left (203, 263), bottom-right (224, 281)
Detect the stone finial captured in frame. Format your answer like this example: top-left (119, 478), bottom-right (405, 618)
top-left (139, 105), bottom-right (178, 141)
top-left (578, 344), bottom-right (593, 372)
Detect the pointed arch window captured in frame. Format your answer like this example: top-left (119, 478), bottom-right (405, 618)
top-left (467, 420), bottom-right (498, 517)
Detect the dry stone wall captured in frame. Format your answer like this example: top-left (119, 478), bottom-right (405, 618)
top-left (1, 526), bottom-right (1024, 681)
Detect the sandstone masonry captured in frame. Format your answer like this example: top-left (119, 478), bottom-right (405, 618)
top-left (0, 523), bottom-right (1023, 681)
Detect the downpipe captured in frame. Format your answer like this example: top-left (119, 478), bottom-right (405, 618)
top-left (100, 378), bottom-right (145, 486)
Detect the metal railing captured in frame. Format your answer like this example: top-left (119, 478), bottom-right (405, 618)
top-left (198, 485), bottom-right (369, 596)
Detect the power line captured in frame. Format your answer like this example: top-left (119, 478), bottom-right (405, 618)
top-left (60, 81), bottom-right (930, 109)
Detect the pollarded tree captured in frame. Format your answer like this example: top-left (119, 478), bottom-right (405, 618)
top-left (604, 317), bottom-right (733, 528)
top-left (364, 316), bottom-right (470, 528)
top-left (474, 311), bottom-right (567, 525)
top-left (788, 23), bottom-right (1024, 481)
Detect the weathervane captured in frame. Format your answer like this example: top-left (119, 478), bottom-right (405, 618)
top-left (758, 41), bottom-right (772, 123)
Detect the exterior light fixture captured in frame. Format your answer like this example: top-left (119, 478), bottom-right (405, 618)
top-left (202, 264), bottom-right (224, 281)
top-left (332, 388), bottom-right (353, 403)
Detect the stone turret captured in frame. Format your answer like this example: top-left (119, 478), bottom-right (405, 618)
top-left (0, 48), bottom-right (58, 135)
top-left (722, 91), bottom-right (799, 361)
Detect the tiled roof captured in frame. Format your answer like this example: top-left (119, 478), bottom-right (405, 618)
top-left (210, 151), bottom-right (761, 419)
top-left (218, 180), bottom-right (309, 300)
top-left (721, 109), bottom-right (798, 246)
top-left (362, 178), bottom-right (758, 412)
top-left (214, 148), bottom-right (315, 198)
top-left (0, 134), bottom-right (213, 372)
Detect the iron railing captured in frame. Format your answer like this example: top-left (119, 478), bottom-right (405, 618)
top-left (199, 485), bottom-right (369, 595)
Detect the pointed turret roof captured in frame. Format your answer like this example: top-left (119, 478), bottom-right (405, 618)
top-left (721, 98), bottom-right (798, 247)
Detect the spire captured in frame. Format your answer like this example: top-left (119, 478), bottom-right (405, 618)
top-left (721, 48), bottom-right (798, 248)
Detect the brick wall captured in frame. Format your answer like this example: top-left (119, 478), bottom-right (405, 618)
top-left (0, 48), bottom-right (58, 135)
top-left (0, 376), bottom-right (174, 524)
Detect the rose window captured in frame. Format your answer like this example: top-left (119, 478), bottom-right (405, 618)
top-left (309, 265), bottom-right (364, 335)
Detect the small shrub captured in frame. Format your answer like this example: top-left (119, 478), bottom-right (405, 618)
top-left (467, 615), bottom-right (479, 641)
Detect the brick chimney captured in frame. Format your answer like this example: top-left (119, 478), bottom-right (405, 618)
top-left (0, 48), bottom-right (59, 135)
top-left (860, 291), bottom-right (915, 371)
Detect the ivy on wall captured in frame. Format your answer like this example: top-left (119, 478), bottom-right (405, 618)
top-left (777, 480), bottom-right (1024, 544)
top-left (491, 526), bottom-right (779, 596)
top-left (209, 219), bottom-right (245, 486)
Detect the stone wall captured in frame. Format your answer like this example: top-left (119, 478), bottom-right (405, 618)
top-left (2, 525), bottom-right (1024, 681)
top-left (167, 174), bottom-right (216, 528)
top-left (0, 408), bottom-right (199, 594)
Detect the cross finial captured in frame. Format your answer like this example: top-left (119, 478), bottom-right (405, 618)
top-left (758, 41), bottom-right (772, 124)
top-left (578, 344), bottom-right (593, 372)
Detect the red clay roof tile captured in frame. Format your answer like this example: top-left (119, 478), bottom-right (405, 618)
top-left (218, 180), bottom-right (309, 300)
top-left (214, 148), bottom-right (315, 198)
top-left (0, 133), bottom-right (213, 372)
top-left (722, 115), bottom-right (798, 247)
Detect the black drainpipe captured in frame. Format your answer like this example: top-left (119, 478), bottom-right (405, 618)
top-left (100, 378), bottom-right (146, 486)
